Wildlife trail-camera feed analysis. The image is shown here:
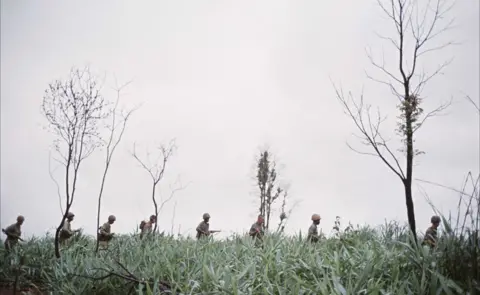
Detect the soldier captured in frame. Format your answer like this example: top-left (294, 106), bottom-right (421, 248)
top-left (2, 215), bottom-right (25, 251)
top-left (422, 215), bottom-right (441, 248)
top-left (59, 212), bottom-right (80, 245)
top-left (98, 215), bottom-right (116, 248)
top-left (139, 214), bottom-right (156, 239)
top-left (196, 213), bottom-right (220, 239)
top-left (307, 214), bottom-right (321, 243)
top-left (249, 215), bottom-right (265, 241)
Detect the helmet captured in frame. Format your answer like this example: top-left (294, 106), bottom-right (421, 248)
top-left (67, 212), bottom-right (75, 218)
top-left (108, 215), bottom-right (116, 222)
top-left (203, 213), bottom-right (210, 219)
top-left (150, 215), bottom-right (156, 221)
top-left (431, 215), bottom-right (441, 223)
top-left (17, 215), bottom-right (25, 222)
top-left (311, 214), bottom-right (321, 221)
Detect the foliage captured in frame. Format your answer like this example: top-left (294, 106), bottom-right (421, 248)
top-left (256, 150), bottom-right (287, 230)
top-left (41, 66), bottom-right (110, 258)
top-left (0, 220), bottom-right (476, 294)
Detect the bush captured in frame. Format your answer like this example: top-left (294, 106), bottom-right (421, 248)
top-left (0, 223), bottom-right (474, 295)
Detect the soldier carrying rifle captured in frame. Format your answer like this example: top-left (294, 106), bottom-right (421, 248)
top-left (98, 215), bottom-right (116, 248)
top-left (2, 215), bottom-right (25, 251)
top-left (139, 215), bottom-right (156, 239)
top-left (196, 213), bottom-right (220, 239)
top-left (307, 214), bottom-right (321, 243)
top-left (59, 212), bottom-right (81, 245)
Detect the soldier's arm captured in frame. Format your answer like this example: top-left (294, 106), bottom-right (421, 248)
top-left (423, 229), bottom-right (436, 246)
top-left (249, 225), bottom-right (258, 236)
top-left (196, 223), bottom-right (207, 235)
top-left (99, 224), bottom-right (111, 236)
top-left (425, 229), bottom-right (435, 241)
top-left (3, 225), bottom-right (20, 239)
top-left (62, 221), bottom-right (73, 235)
top-left (311, 230), bottom-right (319, 242)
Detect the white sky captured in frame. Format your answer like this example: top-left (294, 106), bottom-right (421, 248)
top-left (1, 0), bottom-right (479, 240)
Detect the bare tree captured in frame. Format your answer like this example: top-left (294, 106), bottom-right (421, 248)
top-left (94, 80), bottom-right (139, 253)
top-left (131, 140), bottom-right (177, 233)
top-left (48, 151), bottom-right (64, 216)
top-left (160, 178), bottom-right (189, 235)
top-left (275, 190), bottom-right (301, 234)
top-left (256, 149), bottom-right (288, 230)
top-left (42, 67), bottom-right (109, 258)
top-left (465, 95), bottom-right (480, 114)
top-left (333, 0), bottom-right (455, 242)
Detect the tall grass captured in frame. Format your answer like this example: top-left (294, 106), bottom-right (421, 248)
top-left (0, 218), bottom-right (475, 295)
top-left (423, 172), bottom-right (480, 293)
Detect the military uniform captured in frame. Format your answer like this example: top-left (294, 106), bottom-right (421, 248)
top-left (3, 223), bottom-right (22, 250)
top-left (59, 219), bottom-right (74, 244)
top-left (196, 220), bottom-right (210, 239)
top-left (307, 223), bottom-right (319, 243)
top-left (307, 213), bottom-right (321, 243)
top-left (423, 226), bottom-right (438, 248)
top-left (249, 222), bottom-right (264, 240)
top-left (422, 215), bottom-right (441, 249)
top-left (98, 222), bottom-right (113, 248)
top-left (140, 217), bottom-right (155, 239)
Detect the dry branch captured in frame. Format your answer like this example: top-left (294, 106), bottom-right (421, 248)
top-left (465, 95), bottom-right (480, 113)
top-left (131, 140), bottom-right (177, 233)
top-left (333, 0), bottom-right (455, 241)
top-left (94, 79), bottom-right (140, 253)
top-left (42, 66), bottom-right (109, 258)
top-left (48, 151), bottom-right (64, 216)
top-left (70, 258), bottom-right (177, 294)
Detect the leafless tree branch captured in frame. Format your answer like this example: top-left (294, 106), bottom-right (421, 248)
top-left (130, 140), bottom-right (177, 233)
top-left (332, 82), bottom-right (406, 181)
top-left (158, 177), bottom-right (190, 213)
top-left (42, 66), bottom-right (109, 258)
top-left (94, 79), bottom-right (140, 253)
top-left (334, 0), bottom-right (455, 241)
top-left (416, 177), bottom-right (477, 199)
top-left (465, 95), bottom-right (480, 113)
top-left (413, 97), bottom-right (452, 133)
top-left (48, 151), bottom-right (64, 216)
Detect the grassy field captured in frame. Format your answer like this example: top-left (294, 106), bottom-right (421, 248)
top-left (0, 219), bottom-right (477, 295)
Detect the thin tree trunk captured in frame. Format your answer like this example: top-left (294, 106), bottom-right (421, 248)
top-left (404, 181), bottom-right (417, 240)
top-left (152, 183), bottom-right (158, 233)
top-left (94, 167), bottom-right (109, 253)
top-left (405, 101), bottom-right (417, 242)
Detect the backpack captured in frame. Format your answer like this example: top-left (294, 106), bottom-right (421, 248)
top-left (139, 220), bottom-right (146, 230)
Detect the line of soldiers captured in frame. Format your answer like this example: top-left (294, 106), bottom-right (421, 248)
top-left (2, 212), bottom-right (442, 251)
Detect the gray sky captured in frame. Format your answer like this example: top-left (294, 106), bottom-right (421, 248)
top-left (1, 0), bottom-right (478, 239)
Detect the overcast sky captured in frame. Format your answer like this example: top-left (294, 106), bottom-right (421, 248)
top-left (1, 0), bottom-right (478, 240)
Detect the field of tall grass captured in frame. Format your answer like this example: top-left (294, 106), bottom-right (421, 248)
top-left (0, 214), bottom-right (478, 295)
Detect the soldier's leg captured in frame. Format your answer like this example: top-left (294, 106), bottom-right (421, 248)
top-left (4, 240), bottom-right (11, 251)
top-left (99, 240), bottom-right (108, 249)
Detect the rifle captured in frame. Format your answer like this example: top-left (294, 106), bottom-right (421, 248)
top-left (2, 229), bottom-right (24, 241)
top-left (209, 230), bottom-right (221, 234)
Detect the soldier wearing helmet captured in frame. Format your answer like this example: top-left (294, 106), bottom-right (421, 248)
top-left (98, 215), bottom-right (116, 248)
top-left (307, 214), bottom-right (321, 243)
top-left (422, 215), bottom-right (441, 248)
top-left (2, 215), bottom-right (25, 251)
top-left (59, 211), bottom-right (80, 244)
top-left (139, 214), bottom-right (156, 239)
top-left (249, 215), bottom-right (265, 241)
top-left (196, 213), bottom-right (220, 239)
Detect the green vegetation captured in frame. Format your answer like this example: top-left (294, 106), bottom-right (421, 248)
top-left (1, 217), bottom-right (477, 294)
